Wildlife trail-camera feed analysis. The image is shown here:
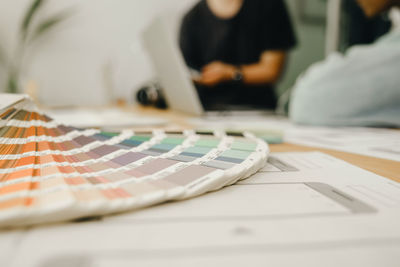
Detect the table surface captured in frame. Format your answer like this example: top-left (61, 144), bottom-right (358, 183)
top-left (270, 143), bottom-right (400, 183)
top-left (109, 105), bottom-right (400, 183)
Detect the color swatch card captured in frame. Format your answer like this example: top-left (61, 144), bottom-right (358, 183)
top-left (0, 94), bottom-right (269, 227)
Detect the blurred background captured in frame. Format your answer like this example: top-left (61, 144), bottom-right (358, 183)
top-left (0, 0), bottom-right (391, 107)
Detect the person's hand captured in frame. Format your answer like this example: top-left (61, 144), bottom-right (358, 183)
top-left (195, 61), bottom-right (236, 87)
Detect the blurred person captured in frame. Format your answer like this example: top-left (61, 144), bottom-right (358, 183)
top-left (342, 0), bottom-right (391, 48)
top-left (180, 0), bottom-right (296, 110)
top-left (290, 0), bottom-right (400, 127)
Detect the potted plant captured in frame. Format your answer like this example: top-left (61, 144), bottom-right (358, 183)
top-left (0, 0), bottom-right (71, 94)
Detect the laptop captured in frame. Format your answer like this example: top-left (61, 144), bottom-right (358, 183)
top-left (142, 16), bottom-right (275, 117)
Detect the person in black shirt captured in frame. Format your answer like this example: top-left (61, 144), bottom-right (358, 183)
top-left (179, 0), bottom-right (296, 110)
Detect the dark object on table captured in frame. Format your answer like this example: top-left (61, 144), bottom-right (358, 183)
top-left (136, 81), bottom-right (167, 109)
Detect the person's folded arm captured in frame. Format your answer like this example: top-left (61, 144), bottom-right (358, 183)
top-left (241, 50), bottom-right (286, 85)
top-left (197, 50), bottom-right (287, 86)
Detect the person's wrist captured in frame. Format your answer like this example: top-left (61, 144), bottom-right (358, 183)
top-left (224, 65), bottom-right (237, 81)
top-left (231, 66), bottom-right (243, 83)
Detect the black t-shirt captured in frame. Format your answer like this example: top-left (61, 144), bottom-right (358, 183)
top-left (180, 0), bottom-right (296, 110)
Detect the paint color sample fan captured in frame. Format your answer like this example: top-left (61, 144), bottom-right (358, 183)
top-left (0, 94), bottom-right (269, 228)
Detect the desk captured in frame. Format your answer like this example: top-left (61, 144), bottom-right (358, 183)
top-left (44, 104), bottom-right (399, 183)
top-left (3, 104), bottom-right (400, 267)
top-left (126, 105), bottom-right (400, 183)
top-left (271, 143), bottom-right (400, 183)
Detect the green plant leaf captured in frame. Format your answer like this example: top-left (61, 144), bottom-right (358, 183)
top-left (30, 11), bottom-right (72, 42)
top-left (21, 0), bottom-right (45, 41)
top-left (6, 73), bottom-right (19, 94)
top-left (0, 44), bottom-right (6, 66)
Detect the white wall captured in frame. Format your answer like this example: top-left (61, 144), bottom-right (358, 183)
top-left (0, 0), bottom-right (327, 107)
top-left (0, 0), bottom-right (197, 106)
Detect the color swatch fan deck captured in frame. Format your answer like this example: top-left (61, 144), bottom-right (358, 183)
top-left (0, 95), bottom-right (269, 227)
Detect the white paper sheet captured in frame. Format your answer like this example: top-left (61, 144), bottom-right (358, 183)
top-left (44, 108), bottom-right (168, 128)
top-left (0, 94), bottom-right (28, 111)
top-left (189, 116), bottom-right (400, 162)
top-left (2, 152), bottom-right (400, 267)
top-left (285, 127), bottom-right (400, 162)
